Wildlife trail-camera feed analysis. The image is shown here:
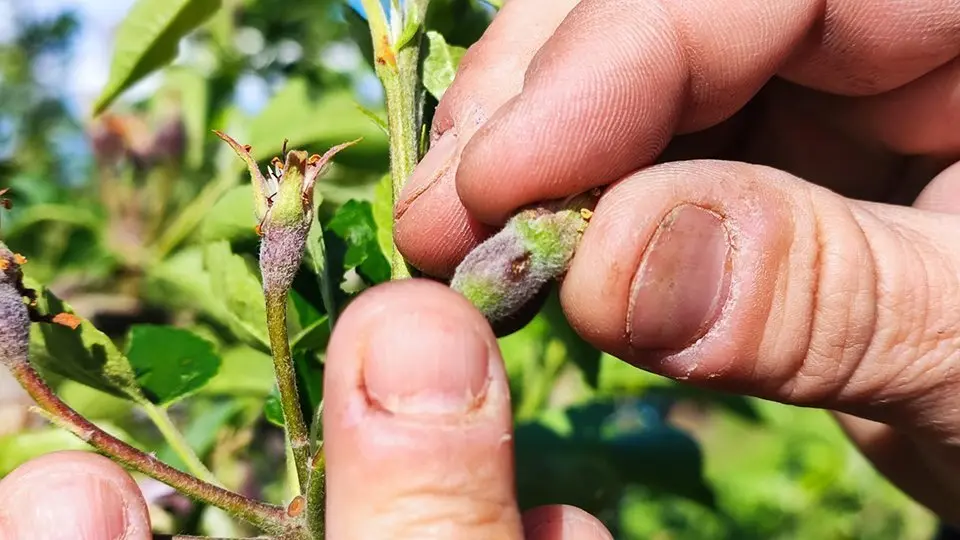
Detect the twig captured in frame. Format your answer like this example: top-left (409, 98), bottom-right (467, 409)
top-left (265, 291), bottom-right (310, 494)
top-left (9, 361), bottom-right (289, 535)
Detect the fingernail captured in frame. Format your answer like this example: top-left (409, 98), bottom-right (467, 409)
top-left (629, 204), bottom-right (731, 350)
top-left (363, 308), bottom-right (490, 415)
top-left (6, 474), bottom-right (129, 540)
top-left (396, 130), bottom-right (458, 218)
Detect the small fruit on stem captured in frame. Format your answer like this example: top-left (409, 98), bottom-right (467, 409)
top-left (450, 189), bottom-right (601, 324)
top-left (213, 131), bottom-right (361, 296)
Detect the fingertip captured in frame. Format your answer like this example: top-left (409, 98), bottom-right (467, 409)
top-left (523, 505), bottom-right (613, 540)
top-left (324, 279), bottom-right (522, 538)
top-left (0, 450), bottom-right (151, 539)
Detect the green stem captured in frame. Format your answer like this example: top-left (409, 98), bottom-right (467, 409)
top-left (142, 402), bottom-right (221, 486)
top-left (374, 24), bottom-right (426, 280)
top-left (265, 291), bottom-right (310, 494)
top-left (306, 444), bottom-right (326, 539)
top-left (9, 361), bottom-right (288, 534)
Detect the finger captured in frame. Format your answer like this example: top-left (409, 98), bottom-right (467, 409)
top-left (456, 0), bottom-right (960, 225)
top-left (829, 157), bottom-right (960, 526)
top-left (0, 450), bottom-right (151, 540)
top-left (833, 413), bottom-right (960, 525)
top-left (323, 279), bottom-right (523, 540)
top-left (560, 159), bottom-right (960, 445)
top-left (394, 0), bottom-right (580, 277)
top-left (770, 56), bottom-right (960, 158)
top-left (522, 505), bottom-right (613, 540)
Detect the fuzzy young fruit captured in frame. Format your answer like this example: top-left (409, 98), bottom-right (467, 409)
top-left (0, 242), bottom-right (30, 368)
top-left (450, 190), bottom-right (600, 323)
top-left (214, 131), bottom-right (360, 295)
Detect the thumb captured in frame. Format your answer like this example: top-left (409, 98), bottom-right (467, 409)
top-left (322, 280), bottom-right (524, 540)
top-left (561, 159), bottom-right (960, 443)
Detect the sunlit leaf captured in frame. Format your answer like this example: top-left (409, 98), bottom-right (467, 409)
top-left (199, 185), bottom-right (256, 243)
top-left (203, 241), bottom-right (270, 349)
top-left (245, 79), bottom-right (388, 171)
top-left (93, 0), bottom-right (222, 114)
top-left (201, 346), bottom-right (275, 397)
top-left (372, 173), bottom-right (393, 263)
top-left (26, 279), bottom-right (147, 404)
top-left (0, 423), bottom-right (135, 476)
top-left (423, 30), bottom-right (465, 100)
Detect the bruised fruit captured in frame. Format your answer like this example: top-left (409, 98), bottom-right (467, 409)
top-left (450, 189), bottom-right (600, 323)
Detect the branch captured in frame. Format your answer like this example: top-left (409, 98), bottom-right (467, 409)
top-left (9, 361), bottom-right (289, 535)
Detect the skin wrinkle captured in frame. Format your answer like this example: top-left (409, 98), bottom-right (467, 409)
top-left (780, 191), bottom-right (870, 406)
top-left (374, 489), bottom-right (517, 537)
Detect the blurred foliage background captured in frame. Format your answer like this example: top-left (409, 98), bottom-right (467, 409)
top-left (0, 0), bottom-right (941, 537)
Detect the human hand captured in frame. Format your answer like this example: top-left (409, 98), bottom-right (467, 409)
top-left (0, 281), bottom-right (613, 539)
top-left (394, 0), bottom-right (960, 526)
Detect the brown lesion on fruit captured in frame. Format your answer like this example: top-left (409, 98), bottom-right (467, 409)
top-left (508, 253), bottom-right (531, 282)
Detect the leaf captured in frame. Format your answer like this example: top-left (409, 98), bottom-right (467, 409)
top-left (93, 0), bottom-right (222, 114)
top-left (372, 173), bottom-right (393, 263)
top-left (125, 325), bottom-right (222, 405)
top-left (327, 200), bottom-right (391, 285)
top-left (0, 423), bottom-right (134, 476)
top-left (161, 65), bottom-right (209, 169)
top-left (245, 79), bottom-right (388, 171)
top-left (264, 387), bottom-right (284, 427)
top-left (541, 290), bottom-right (601, 388)
top-left (291, 316), bottom-right (332, 354)
top-left (514, 400), bottom-right (715, 516)
top-left (156, 400), bottom-right (242, 470)
top-left (202, 241), bottom-right (270, 349)
top-left (201, 346), bottom-right (275, 397)
top-left (26, 279), bottom-right (146, 403)
top-left (198, 185), bottom-right (256, 243)
top-left (423, 30), bottom-right (466, 100)
top-left (355, 104), bottom-right (389, 135)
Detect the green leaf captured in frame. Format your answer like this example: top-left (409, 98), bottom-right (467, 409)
top-left (199, 185), bottom-right (256, 243)
top-left (201, 345), bottom-right (275, 397)
top-left (245, 79), bottom-right (388, 171)
top-left (290, 315), bottom-right (331, 354)
top-left (541, 291), bottom-right (601, 388)
top-left (514, 400), bottom-right (715, 516)
top-left (125, 325), bottom-right (222, 405)
top-left (0, 423), bottom-right (134, 476)
top-left (161, 66), bottom-right (209, 169)
top-left (202, 241), bottom-right (270, 349)
top-left (423, 30), bottom-right (466, 100)
top-left (26, 279), bottom-right (146, 403)
top-left (93, 0), bottom-right (222, 114)
top-left (156, 400), bottom-right (242, 470)
top-left (264, 387), bottom-right (284, 427)
top-left (355, 104), bottom-right (389, 135)
top-left (327, 200), bottom-right (391, 285)
top-left (372, 173), bottom-right (393, 263)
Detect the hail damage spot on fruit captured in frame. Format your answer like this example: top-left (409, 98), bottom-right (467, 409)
top-left (450, 189), bottom-right (601, 323)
